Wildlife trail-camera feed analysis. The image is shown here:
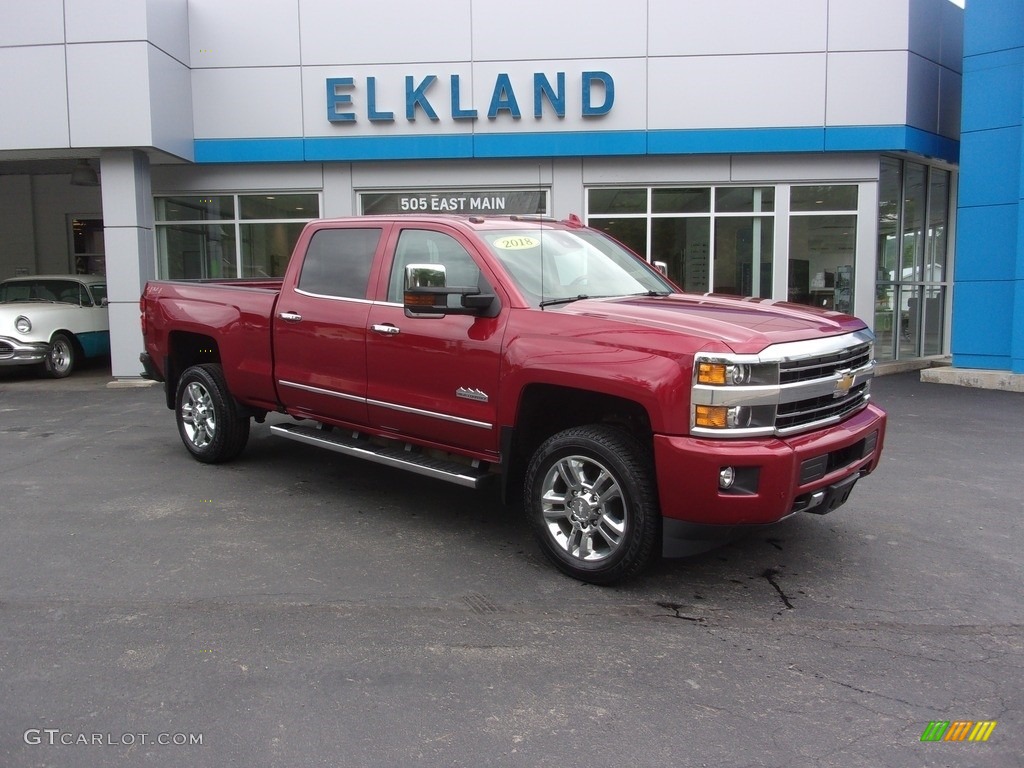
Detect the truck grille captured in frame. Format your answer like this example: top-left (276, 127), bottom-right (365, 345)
top-left (776, 383), bottom-right (870, 432)
top-left (779, 343), bottom-right (872, 384)
top-left (774, 339), bottom-right (873, 435)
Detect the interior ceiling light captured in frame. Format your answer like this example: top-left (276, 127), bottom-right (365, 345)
top-left (70, 160), bottom-right (99, 187)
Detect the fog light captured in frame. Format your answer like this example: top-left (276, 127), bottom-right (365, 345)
top-left (719, 467), bottom-right (736, 489)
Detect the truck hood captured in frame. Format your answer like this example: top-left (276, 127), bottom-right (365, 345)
top-left (559, 293), bottom-right (866, 353)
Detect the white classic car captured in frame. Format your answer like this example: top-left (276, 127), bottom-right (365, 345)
top-left (0, 274), bottom-right (109, 378)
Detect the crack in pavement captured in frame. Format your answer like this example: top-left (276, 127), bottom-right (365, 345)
top-left (655, 602), bottom-right (707, 624)
top-left (762, 568), bottom-right (794, 612)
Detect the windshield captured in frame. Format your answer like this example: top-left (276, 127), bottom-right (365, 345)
top-left (480, 228), bottom-right (675, 308)
top-left (0, 279), bottom-right (86, 305)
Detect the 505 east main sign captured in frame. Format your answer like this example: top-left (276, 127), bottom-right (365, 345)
top-left (326, 71), bottom-right (615, 123)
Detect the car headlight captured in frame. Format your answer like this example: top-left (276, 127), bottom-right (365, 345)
top-left (15, 315), bottom-right (31, 334)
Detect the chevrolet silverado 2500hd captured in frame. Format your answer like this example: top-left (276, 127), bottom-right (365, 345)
top-left (140, 214), bottom-right (886, 584)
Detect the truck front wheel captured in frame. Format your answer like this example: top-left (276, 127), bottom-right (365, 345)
top-left (175, 364), bottom-right (250, 463)
top-left (524, 425), bottom-right (660, 585)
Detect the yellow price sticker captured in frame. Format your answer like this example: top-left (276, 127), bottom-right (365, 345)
top-left (493, 236), bottom-right (539, 250)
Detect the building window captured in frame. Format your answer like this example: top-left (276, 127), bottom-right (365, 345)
top-left (787, 185), bottom-right (858, 314)
top-left (587, 186), bottom-right (773, 296)
top-left (874, 159), bottom-right (951, 360)
top-left (155, 193), bottom-right (320, 279)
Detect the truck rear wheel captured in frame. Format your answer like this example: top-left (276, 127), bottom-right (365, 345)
top-left (524, 425), bottom-right (660, 585)
top-left (175, 364), bottom-right (250, 464)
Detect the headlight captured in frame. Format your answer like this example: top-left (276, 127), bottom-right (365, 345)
top-left (15, 315), bottom-right (31, 334)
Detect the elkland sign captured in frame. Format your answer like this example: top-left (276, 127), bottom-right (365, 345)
top-left (327, 71), bottom-right (615, 124)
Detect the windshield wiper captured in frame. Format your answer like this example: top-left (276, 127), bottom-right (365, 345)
top-left (539, 295), bottom-right (590, 308)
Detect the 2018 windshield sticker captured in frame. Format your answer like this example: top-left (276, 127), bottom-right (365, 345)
top-left (494, 236), bottom-right (539, 250)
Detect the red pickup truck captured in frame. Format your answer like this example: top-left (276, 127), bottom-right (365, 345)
top-left (140, 214), bottom-right (886, 584)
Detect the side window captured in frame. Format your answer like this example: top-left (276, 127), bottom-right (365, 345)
top-left (89, 284), bottom-right (106, 307)
top-left (388, 229), bottom-right (485, 307)
top-left (297, 228), bottom-right (381, 299)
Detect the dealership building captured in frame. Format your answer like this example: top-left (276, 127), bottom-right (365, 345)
top-left (2, 0), bottom-right (1003, 381)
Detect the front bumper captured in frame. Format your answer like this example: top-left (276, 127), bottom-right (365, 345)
top-left (655, 402), bottom-right (886, 555)
top-left (0, 336), bottom-right (49, 366)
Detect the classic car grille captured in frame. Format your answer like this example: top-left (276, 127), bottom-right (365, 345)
top-left (0, 341), bottom-right (13, 359)
top-left (779, 342), bottom-right (872, 384)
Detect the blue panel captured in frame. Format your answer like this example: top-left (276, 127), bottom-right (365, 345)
top-left (961, 54), bottom-right (1024, 133)
top-left (648, 128), bottom-right (823, 154)
top-left (824, 126), bottom-right (959, 163)
top-left (955, 203), bottom-right (1019, 281)
top-left (958, 126), bottom-right (1022, 208)
top-left (194, 126), bottom-right (959, 164)
top-left (1014, 279), bottom-right (1024, 373)
top-left (303, 134), bottom-right (473, 161)
top-left (951, 352), bottom-right (1013, 369)
top-left (194, 138), bottom-right (305, 163)
top-left (951, 281), bottom-right (1014, 357)
top-left (474, 131), bottom-right (646, 157)
top-left (964, 0), bottom-right (1024, 58)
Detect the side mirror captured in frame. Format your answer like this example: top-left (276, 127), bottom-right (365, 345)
top-left (403, 263), bottom-right (498, 317)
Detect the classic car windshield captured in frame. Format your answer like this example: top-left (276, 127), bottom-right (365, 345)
top-left (0, 279), bottom-right (88, 305)
top-left (480, 228), bottom-right (674, 307)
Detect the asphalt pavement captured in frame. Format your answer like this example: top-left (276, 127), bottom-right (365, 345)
top-left (0, 363), bottom-right (1021, 767)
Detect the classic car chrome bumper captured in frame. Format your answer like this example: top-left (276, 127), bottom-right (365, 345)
top-left (0, 336), bottom-right (49, 366)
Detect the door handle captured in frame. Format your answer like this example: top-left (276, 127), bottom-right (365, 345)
top-left (371, 323), bottom-right (400, 335)
top-left (279, 311), bottom-right (302, 323)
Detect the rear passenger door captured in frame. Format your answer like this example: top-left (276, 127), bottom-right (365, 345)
top-left (273, 224), bottom-right (386, 427)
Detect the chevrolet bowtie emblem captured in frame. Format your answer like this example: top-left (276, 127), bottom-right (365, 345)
top-left (833, 371), bottom-right (855, 398)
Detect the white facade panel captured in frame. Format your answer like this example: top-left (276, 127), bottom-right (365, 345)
top-left (302, 64), bottom-right (477, 138)
top-left (0, 46), bottom-right (70, 149)
top-left (648, 54), bottom-right (826, 130)
top-left (826, 51), bottom-right (909, 127)
top-left (67, 42), bottom-right (153, 147)
top-left (471, 0), bottom-right (647, 61)
top-left (469, 59), bottom-right (646, 134)
top-left (731, 154), bottom-right (881, 183)
top-left (938, 68), bottom-right (962, 139)
top-left (909, 0), bottom-right (963, 71)
top-left (147, 0), bottom-right (190, 66)
top-left (65, 0), bottom-right (148, 43)
top-left (193, 67), bottom-right (303, 140)
top-left (907, 53), bottom-right (941, 134)
top-left (828, 0), bottom-right (910, 52)
top-left (0, 0), bottom-right (65, 46)
top-left (189, 0), bottom-right (299, 68)
top-left (649, 0), bottom-right (827, 56)
top-left (582, 156), bottom-right (732, 185)
top-left (151, 163), bottom-right (325, 193)
top-left (147, 46), bottom-right (194, 160)
top-left (299, 0), bottom-right (472, 66)
top-left (350, 159), bottom-right (555, 189)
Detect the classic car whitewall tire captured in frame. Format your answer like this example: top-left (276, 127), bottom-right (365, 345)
top-left (175, 364), bottom-right (250, 463)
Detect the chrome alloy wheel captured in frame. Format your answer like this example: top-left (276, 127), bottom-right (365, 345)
top-left (180, 381), bottom-right (217, 449)
top-left (48, 337), bottom-right (73, 376)
top-left (540, 454), bottom-right (627, 562)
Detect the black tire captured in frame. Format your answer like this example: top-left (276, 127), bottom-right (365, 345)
top-left (175, 364), bottom-right (250, 464)
top-left (43, 332), bottom-right (76, 378)
top-left (524, 425), bottom-right (660, 585)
